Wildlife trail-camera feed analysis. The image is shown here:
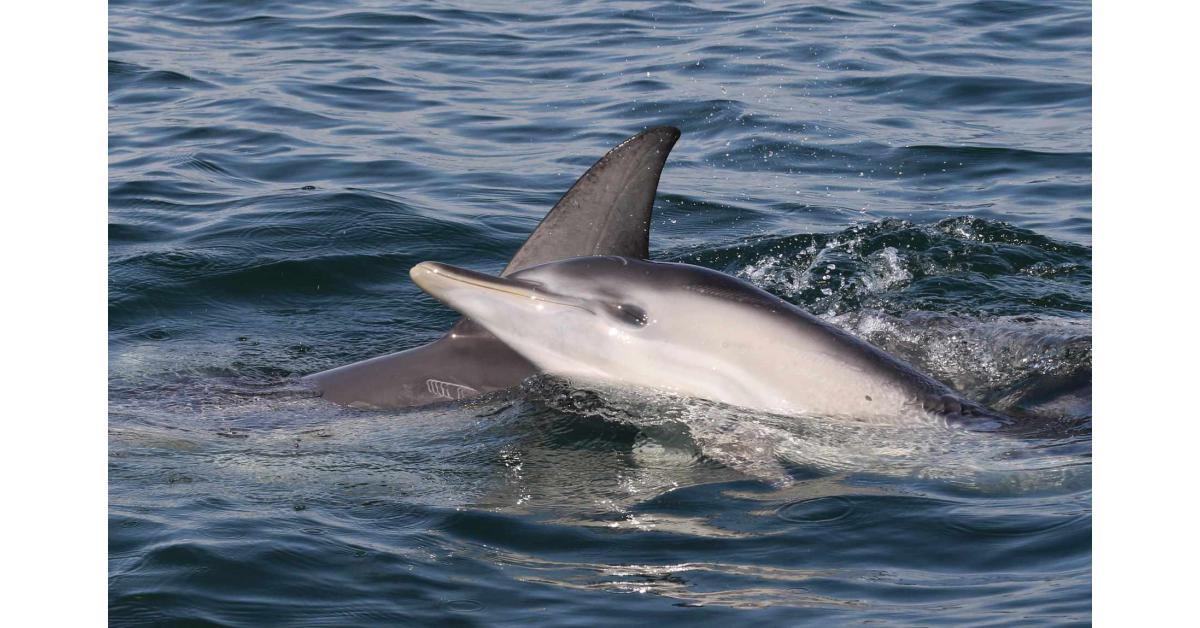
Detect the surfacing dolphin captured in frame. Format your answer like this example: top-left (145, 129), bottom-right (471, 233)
top-left (411, 256), bottom-right (1008, 428)
top-left (304, 126), bottom-right (681, 408)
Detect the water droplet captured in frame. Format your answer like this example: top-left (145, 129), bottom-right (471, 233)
top-left (777, 496), bottom-right (853, 524)
top-left (444, 600), bottom-right (483, 613)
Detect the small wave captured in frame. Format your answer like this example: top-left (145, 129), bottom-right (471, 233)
top-left (678, 217), bottom-right (1089, 317)
top-left (521, 376), bottom-right (1088, 493)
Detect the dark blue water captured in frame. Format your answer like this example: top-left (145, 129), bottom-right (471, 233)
top-left (109, 0), bottom-right (1091, 624)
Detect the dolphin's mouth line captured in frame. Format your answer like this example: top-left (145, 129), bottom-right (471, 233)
top-left (418, 263), bottom-right (589, 312)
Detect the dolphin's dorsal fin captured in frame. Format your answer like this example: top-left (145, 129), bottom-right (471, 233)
top-left (503, 126), bottom-right (680, 274)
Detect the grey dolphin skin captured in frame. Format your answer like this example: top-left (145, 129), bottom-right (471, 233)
top-left (303, 126), bottom-right (681, 408)
top-left (411, 256), bottom-right (1007, 428)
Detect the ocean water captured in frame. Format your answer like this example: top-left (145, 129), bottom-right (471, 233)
top-left (109, 0), bottom-right (1091, 624)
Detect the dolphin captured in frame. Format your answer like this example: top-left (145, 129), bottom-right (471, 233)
top-left (410, 255), bottom-right (1007, 428)
top-left (304, 126), bottom-right (681, 408)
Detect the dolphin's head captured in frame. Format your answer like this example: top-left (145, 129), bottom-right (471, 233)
top-left (410, 256), bottom-right (777, 381)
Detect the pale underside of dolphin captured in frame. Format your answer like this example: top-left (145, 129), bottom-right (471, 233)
top-left (303, 126), bottom-right (681, 408)
top-left (411, 256), bottom-right (1008, 429)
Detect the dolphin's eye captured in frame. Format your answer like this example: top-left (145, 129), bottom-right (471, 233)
top-left (608, 303), bottom-right (647, 328)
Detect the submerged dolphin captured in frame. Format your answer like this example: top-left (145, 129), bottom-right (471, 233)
top-left (410, 256), bottom-right (1006, 428)
top-left (304, 127), bottom-right (681, 408)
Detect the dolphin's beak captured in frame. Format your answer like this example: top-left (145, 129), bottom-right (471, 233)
top-left (411, 261), bottom-right (584, 314)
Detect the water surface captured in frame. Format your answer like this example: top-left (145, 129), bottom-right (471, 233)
top-left (110, 0), bottom-right (1091, 624)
